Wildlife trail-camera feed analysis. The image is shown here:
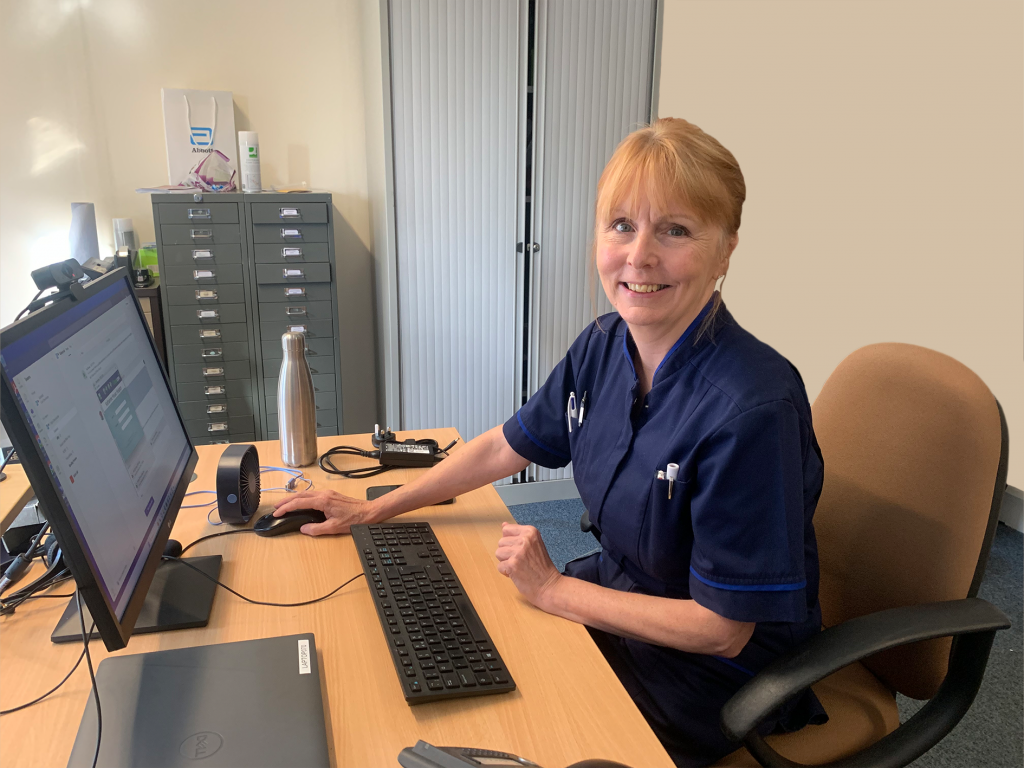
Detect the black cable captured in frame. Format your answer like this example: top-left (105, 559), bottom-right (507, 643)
top-left (0, 447), bottom-right (16, 473)
top-left (14, 289), bottom-right (46, 321)
top-left (317, 445), bottom-right (391, 479)
top-left (163, 555), bottom-right (366, 608)
top-left (1, 573), bottom-right (74, 613)
top-left (76, 590), bottom-right (101, 768)
top-left (179, 528), bottom-right (256, 557)
top-left (0, 641), bottom-right (89, 715)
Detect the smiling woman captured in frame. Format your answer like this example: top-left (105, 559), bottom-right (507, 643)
top-left (274, 119), bottom-right (829, 768)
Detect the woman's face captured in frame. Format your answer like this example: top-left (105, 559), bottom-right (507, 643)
top-left (596, 195), bottom-right (735, 339)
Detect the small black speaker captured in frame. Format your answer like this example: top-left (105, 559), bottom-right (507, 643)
top-left (216, 444), bottom-right (261, 525)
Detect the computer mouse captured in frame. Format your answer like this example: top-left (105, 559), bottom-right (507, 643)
top-left (252, 509), bottom-right (327, 537)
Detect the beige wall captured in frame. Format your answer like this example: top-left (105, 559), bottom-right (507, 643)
top-left (0, 0), bottom-right (380, 430)
top-left (658, 0), bottom-right (1024, 488)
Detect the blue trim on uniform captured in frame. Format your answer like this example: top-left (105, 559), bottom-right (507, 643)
top-left (621, 329), bottom-right (637, 380)
top-left (517, 412), bottom-right (570, 460)
top-left (713, 655), bottom-right (755, 677)
top-left (690, 566), bottom-right (806, 592)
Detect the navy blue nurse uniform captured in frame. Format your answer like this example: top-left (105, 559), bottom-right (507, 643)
top-left (502, 296), bottom-right (828, 767)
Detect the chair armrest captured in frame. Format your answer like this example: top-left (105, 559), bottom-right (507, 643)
top-left (720, 597), bottom-right (1010, 768)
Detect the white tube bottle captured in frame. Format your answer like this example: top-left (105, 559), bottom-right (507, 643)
top-left (238, 131), bottom-right (262, 192)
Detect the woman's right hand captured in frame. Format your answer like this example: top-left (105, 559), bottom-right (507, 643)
top-left (272, 489), bottom-right (378, 536)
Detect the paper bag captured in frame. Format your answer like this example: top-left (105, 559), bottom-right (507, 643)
top-left (161, 88), bottom-right (238, 191)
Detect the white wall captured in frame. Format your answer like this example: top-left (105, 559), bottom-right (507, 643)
top-left (0, 0), bottom-right (380, 430)
top-left (658, 0), bottom-right (1024, 488)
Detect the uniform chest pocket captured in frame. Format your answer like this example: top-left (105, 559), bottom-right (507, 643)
top-left (634, 475), bottom-right (694, 587)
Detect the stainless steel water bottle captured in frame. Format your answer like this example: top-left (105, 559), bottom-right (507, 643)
top-left (278, 332), bottom-right (317, 467)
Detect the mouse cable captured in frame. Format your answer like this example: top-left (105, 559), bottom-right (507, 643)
top-left (77, 590), bottom-right (102, 768)
top-left (0, 573), bottom-right (74, 615)
top-left (162, 555), bottom-right (366, 608)
top-left (179, 528), bottom-right (257, 557)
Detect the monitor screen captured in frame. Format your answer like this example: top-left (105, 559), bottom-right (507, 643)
top-left (1, 276), bottom-right (191, 622)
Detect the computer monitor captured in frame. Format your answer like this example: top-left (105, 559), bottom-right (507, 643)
top-left (0, 269), bottom-right (198, 651)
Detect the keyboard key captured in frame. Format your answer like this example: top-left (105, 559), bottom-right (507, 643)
top-left (427, 680), bottom-right (444, 690)
top-left (404, 668), bottom-right (417, 677)
top-left (472, 664), bottom-right (486, 673)
top-left (443, 675), bottom-right (461, 689)
top-left (487, 663), bottom-right (502, 671)
top-left (416, 651), bottom-right (432, 660)
top-left (438, 663), bottom-right (453, 673)
top-left (454, 660), bottom-right (468, 669)
top-left (477, 675), bottom-right (492, 686)
top-left (458, 672), bottom-right (477, 687)
top-left (493, 674), bottom-right (509, 684)
top-left (424, 672), bottom-right (440, 680)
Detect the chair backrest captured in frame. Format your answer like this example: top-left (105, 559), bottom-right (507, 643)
top-left (811, 343), bottom-right (1007, 700)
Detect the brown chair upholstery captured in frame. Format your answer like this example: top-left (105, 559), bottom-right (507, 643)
top-left (714, 343), bottom-right (1009, 767)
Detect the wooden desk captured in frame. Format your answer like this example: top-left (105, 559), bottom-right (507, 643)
top-left (0, 430), bottom-right (672, 768)
top-left (0, 463), bottom-right (35, 535)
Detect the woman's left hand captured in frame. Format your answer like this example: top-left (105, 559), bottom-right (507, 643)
top-left (495, 522), bottom-right (562, 610)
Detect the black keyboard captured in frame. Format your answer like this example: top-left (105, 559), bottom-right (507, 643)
top-left (351, 521), bottom-right (516, 704)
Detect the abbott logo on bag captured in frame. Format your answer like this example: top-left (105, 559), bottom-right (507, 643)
top-left (190, 126), bottom-right (214, 147)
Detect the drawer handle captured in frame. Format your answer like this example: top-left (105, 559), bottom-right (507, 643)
top-left (279, 208), bottom-right (300, 219)
top-left (197, 309), bottom-right (219, 320)
top-left (188, 208), bottom-right (212, 220)
top-left (281, 228), bottom-right (302, 239)
top-left (288, 324), bottom-right (308, 334)
top-left (211, 439), bottom-right (231, 445)
top-left (284, 287), bottom-right (305, 297)
top-left (196, 289), bottom-right (218, 300)
top-left (282, 247), bottom-right (303, 258)
top-left (208, 422), bottom-right (229, 432)
top-left (285, 306), bottom-right (307, 316)
top-left (200, 329), bottom-right (221, 339)
top-left (193, 269), bottom-right (215, 280)
top-left (192, 249), bottom-right (213, 260)
top-left (283, 268), bottom-right (305, 279)
top-left (201, 348), bottom-right (223, 358)
top-left (308, 367), bottom-right (320, 374)
top-left (205, 385), bottom-right (226, 395)
top-left (207, 404), bottom-right (227, 415)
top-left (203, 367), bottom-right (225, 377)
top-left (191, 228), bottom-right (214, 239)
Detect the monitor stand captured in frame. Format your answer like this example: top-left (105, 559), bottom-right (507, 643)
top-left (51, 555), bottom-right (221, 643)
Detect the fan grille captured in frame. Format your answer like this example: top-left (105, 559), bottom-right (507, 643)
top-left (238, 449), bottom-right (261, 516)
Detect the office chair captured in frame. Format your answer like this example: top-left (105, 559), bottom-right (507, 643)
top-left (713, 343), bottom-right (1011, 767)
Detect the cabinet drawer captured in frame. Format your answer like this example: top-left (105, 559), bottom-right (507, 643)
top-left (161, 224), bottom-right (242, 245)
top-left (265, 390), bottom-right (336, 414)
top-left (177, 398), bottom-right (253, 421)
top-left (175, 360), bottom-right (252, 383)
top-left (255, 264), bottom-right (331, 285)
top-left (186, 415), bottom-right (255, 437)
top-left (252, 223), bottom-right (329, 244)
top-left (267, 426), bottom-right (337, 440)
top-left (250, 202), bottom-right (328, 224)
top-left (258, 300), bottom-right (334, 323)
top-left (193, 433), bottom-right (256, 447)
top-left (172, 341), bottom-right (250, 363)
top-left (261, 336), bottom-right (335, 361)
top-left (161, 243), bottom-right (243, 267)
top-left (171, 322), bottom-right (250, 346)
top-left (176, 379), bottom-right (254, 401)
top-left (157, 203), bottom-right (239, 225)
top-left (263, 357), bottom-right (335, 379)
top-left (264, 373), bottom-right (336, 394)
top-left (266, 409), bottom-right (337, 432)
top-left (253, 243), bottom-right (330, 263)
top-left (260, 319), bottom-right (333, 340)
top-left (256, 283), bottom-right (335, 303)
top-left (166, 284), bottom-right (247, 306)
top-left (163, 264), bottom-right (245, 286)
top-left (169, 303), bottom-right (248, 325)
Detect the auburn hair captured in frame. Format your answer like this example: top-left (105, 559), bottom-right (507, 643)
top-left (591, 118), bottom-right (746, 340)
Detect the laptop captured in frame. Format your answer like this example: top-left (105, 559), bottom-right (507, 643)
top-left (67, 633), bottom-right (330, 767)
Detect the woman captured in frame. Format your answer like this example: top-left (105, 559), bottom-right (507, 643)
top-left (274, 118), bottom-right (827, 766)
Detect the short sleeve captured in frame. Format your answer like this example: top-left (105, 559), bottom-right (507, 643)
top-left (688, 400), bottom-right (811, 624)
top-left (502, 335), bottom-right (587, 469)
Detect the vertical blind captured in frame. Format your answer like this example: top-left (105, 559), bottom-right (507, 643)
top-left (389, 0), bottom-right (522, 444)
top-left (529, 0), bottom-right (657, 481)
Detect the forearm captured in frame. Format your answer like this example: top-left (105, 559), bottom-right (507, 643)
top-left (367, 426), bottom-right (530, 522)
top-left (541, 575), bottom-right (754, 657)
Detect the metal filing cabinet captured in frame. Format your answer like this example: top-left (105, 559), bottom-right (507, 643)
top-left (151, 192), bottom-right (344, 444)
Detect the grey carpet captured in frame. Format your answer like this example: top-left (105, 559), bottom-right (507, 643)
top-left (508, 500), bottom-right (1024, 767)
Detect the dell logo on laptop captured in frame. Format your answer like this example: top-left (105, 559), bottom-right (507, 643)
top-left (180, 732), bottom-right (224, 760)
